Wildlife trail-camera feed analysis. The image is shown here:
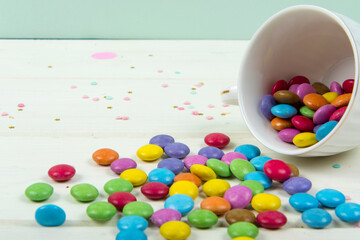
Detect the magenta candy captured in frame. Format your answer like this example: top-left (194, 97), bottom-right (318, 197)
top-left (288, 76), bottom-right (310, 86)
top-left (313, 124), bottom-right (323, 133)
top-left (329, 106), bottom-right (347, 122)
top-left (110, 158), bottom-right (137, 174)
top-left (150, 208), bottom-right (182, 227)
top-left (271, 80), bottom-right (288, 95)
top-left (263, 159), bottom-right (291, 182)
top-left (257, 210), bottom-right (287, 229)
top-left (313, 104), bottom-right (337, 125)
top-left (343, 79), bottom-right (354, 93)
top-left (224, 185), bottom-right (253, 209)
top-left (291, 115), bottom-right (314, 132)
top-left (288, 84), bottom-right (299, 93)
top-left (221, 152), bottom-right (247, 166)
top-left (278, 129), bottom-right (301, 143)
top-left (330, 81), bottom-right (343, 95)
top-left (296, 83), bottom-right (316, 101)
top-left (184, 155), bottom-right (208, 169)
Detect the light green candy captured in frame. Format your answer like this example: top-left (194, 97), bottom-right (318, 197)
top-left (239, 180), bottom-right (264, 195)
top-left (86, 202), bottom-right (117, 221)
top-left (70, 183), bottom-right (99, 202)
top-left (230, 159), bottom-right (255, 180)
top-left (227, 222), bottom-right (259, 238)
top-left (300, 106), bottom-right (315, 118)
top-left (25, 182), bottom-right (53, 201)
top-left (187, 209), bottom-right (218, 228)
top-left (206, 159), bottom-right (231, 177)
top-left (123, 201), bottom-right (154, 219)
top-left (104, 179), bottom-right (133, 194)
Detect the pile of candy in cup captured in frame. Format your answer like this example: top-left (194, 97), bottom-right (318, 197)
top-left (261, 76), bottom-right (354, 147)
top-left (25, 132), bottom-right (360, 240)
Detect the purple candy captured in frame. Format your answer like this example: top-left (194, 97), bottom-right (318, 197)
top-left (278, 128), bottom-right (301, 143)
top-left (184, 155), bottom-right (208, 169)
top-left (150, 134), bottom-right (175, 148)
top-left (288, 84), bottom-right (299, 93)
top-left (313, 104), bottom-right (337, 125)
top-left (221, 152), bottom-right (247, 166)
top-left (164, 142), bottom-right (190, 159)
top-left (158, 158), bottom-right (184, 174)
top-left (313, 124), bottom-right (323, 133)
top-left (198, 146), bottom-right (224, 160)
top-left (283, 177), bottom-right (312, 195)
top-left (260, 94), bottom-right (276, 120)
top-left (150, 208), bottom-right (182, 227)
top-left (296, 83), bottom-right (316, 101)
top-left (330, 81), bottom-right (344, 95)
top-left (110, 158), bottom-right (137, 174)
top-left (224, 185), bottom-right (253, 209)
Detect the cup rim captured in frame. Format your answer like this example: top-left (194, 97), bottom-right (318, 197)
top-left (238, 5), bottom-right (359, 156)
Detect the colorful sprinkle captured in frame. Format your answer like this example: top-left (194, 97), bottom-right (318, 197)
top-left (332, 164), bottom-right (341, 168)
top-left (173, 106), bottom-right (178, 108)
top-left (178, 107), bottom-right (185, 111)
top-left (345, 195), bottom-right (352, 200)
top-left (92, 97), bottom-right (99, 101)
top-left (190, 90), bottom-right (197, 95)
top-left (198, 113), bottom-right (204, 116)
top-left (91, 81), bottom-right (98, 86)
top-left (17, 103), bottom-right (25, 108)
top-left (115, 116), bottom-right (122, 120)
top-left (122, 116), bottom-right (129, 120)
top-left (123, 97), bottom-right (131, 101)
top-left (18, 109), bottom-right (23, 111)
top-left (222, 104), bottom-right (229, 107)
top-left (206, 116), bottom-right (214, 120)
top-left (184, 101), bottom-right (191, 105)
top-left (91, 52), bottom-right (117, 59)
top-left (128, 91), bottom-right (133, 94)
top-left (82, 95), bottom-right (89, 99)
top-left (54, 118), bottom-right (60, 121)
top-left (208, 104), bottom-right (215, 108)
top-left (175, 72), bottom-right (181, 74)
top-left (1, 112), bottom-right (8, 116)
top-left (130, 66), bottom-right (135, 69)
top-left (70, 85), bottom-right (77, 89)
top-left (48, 66), bottom-right (53, 68)
top-left (107, 106), bottom-right (112, 109)
top-left (9, 126), bottom-right (15, 129)
top-left (195, 83), bottom-right (202, 88)
top-left (148, 54), bottom-right (153, 57)
top-left (157, 70), bottom-right (163, 73)
top-left (221, 113), bottom-right (227, 116)
top-left (188, 105), bottom-right (195, 109)
top-left (161, 84), bottom-right (168, 88)
top-left (192, 111), bottom-right (199, 115)
top-left (105, 96), bottom-right (113, 100)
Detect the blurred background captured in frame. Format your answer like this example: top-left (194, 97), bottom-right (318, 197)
top-left (1, 0), bottom-right (359, 39)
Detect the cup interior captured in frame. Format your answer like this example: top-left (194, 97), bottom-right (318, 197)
top-left (238, 5), bottom-right (357, 155)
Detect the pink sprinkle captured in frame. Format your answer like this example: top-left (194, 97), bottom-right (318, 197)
top-left (184, 101), bottom-right (191, 105)
top-left (92, 97), bottom-right (99, 101)
top-left (122, 116), bottom-right (129, 120)
top-left (208, 104), bottom-right (215, 108)
top-left (82, 95), bottom-right (89, 99)
top-left (17, 103), bottom-right (25, 108)
top-left (91, 52), bottom-right (117, 60)
top-left (161, 84), bottom-right (168, 88)
top-left (195, 83), bottom-right (202, 88)
top-left (356, 223), bottom-right (360, 228)
top-left (222, 104), bottom-right (229, 107)
top-left (192, 111), bottom-right (199, 115)
top-left (206, 116), bottom-right (214, 120)
top-left (1, 112), bottom-right (8, 116)
top-left (123, 97), bottom-right (131, 101)
top-left (115, 116), bottom-right (122, 120)
top-left (70, 85), bottom-right (77, 89)
top-left (178, 107), bottom-right (185, 111)
top-left (345, 195), bottom-right (352, 200)
top-left (157, 70), bottom-right (163, 73)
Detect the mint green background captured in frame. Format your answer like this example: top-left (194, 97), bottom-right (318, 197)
top-left (0, 0), bottom-right (359, 39)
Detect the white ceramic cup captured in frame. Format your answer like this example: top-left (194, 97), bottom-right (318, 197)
top-left (222, 5), bottom-right (360, 157)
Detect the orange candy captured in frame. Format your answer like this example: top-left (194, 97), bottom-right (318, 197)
top-left (303, 93), bottom-right (328, 110)
top-left (92, 148), bottom-right (119, 166)
top-left (173, 173), bottom-right (202, 187)
top-left (200, 196), bottom-right (231, 216)
top-left (270, 117), bottom-right (293, 131)
top-left (331, 93), bottom-right (352, 108)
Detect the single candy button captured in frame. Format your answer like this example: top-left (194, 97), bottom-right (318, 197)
top-left (251, 193), bottom-right (281, 212)
top-left (204, 133), bottom-right (230, 148)
top-left (160, 221), bottom-right (191, 240)
top-left (110, 158), bottom-right (137, 174)
top-left (271, 104), bottom-right (297, 118)
top-left (227, 222), bottom-right (259, 239)
top-left (239, 180), bottom-right (264, 196)
top-left (123, 201), bottom-right (154, 219)
top-left (206, 158), bottom-right (231, 177)
top-left (263, 159), bottom-right (291, 182)
top-left (296, 83), bottom-right (316, 101)
top-left (260, 94), bottom-right (277, 120)
top-left (48, 164), bottom-right (76, 182)
top-left (187, 209), bottom-right (218, 229)
top-left (230, 159), bottom-right (256, 180)
top-left (313, 104), bottom-right (337, 125)
top-left (270, 117), bottom-right (293, 131)
top-left (291, 115), bottom-right (314, 132)
top-left (120, 169), bottom-right (148, 187)
top-left (165, 194), bottom-right (194, 216)
top-left (148, 168), bottom-right (175, 186)
top-left (104, 178), bottom-right (133, 194)
top-left (86, 202), bottom-right (116, 221)
top-left (278, 128), bottom-right (301, 143)
top-left (271, 80), bottom-right (288, 95)
top-left (158, 158), bottom-right (184, 174)
top-left (92, 148), bottom-right (119, 166)
top-left (70, 183), bottom-right (98, 202)
top-left (342, 79), bottom-right (354, 93)
top-left (293, 132), bottom-right (318, 147)
top-left (316, 189), bottom-right (345, 208)
top-left (249, 156), bottom-right (271, 171)
top-left (283, 177), bottom-right (312, 195)
top-left (224, 185), bottom-right (253, 209)
top-left (302, 208), bottom-right (332, 229)
top-left (190, 164), bottom-right (216, 181)
top-left (174, 173), bottom-right (202, 187)
top-left (303, 93), bottom-right (328, 110)
top-left (225, 209), bottom-right (256, 224)
top-left (331, 93), bottom-right (352, 108)
top-left (288, 76), bottom-right (310, 86)
top-left (330, 81), bottom-right (343, 95)
top-left (329, 106), bottom-right (347, 122)
top-left (289, 193), bottom-right (319, 212)
top-left (221, 152), bottom-right (247, 166)
top-left (141, 182), bottom-right (169, 200)
top-left (287, 163), bottom-right (300, 177)
top-left (273, 90), bottom-right (300, 104)
top-left (198, 146), bottom-right (224, 159)
top-left (244, 171), bottom-right (272, 189)
top-left (164, 142), bottom-right (190, 159)
top-left (184, 155), bottom-right (208, 169)
top-left (169, 180), bottom-right (198, 199)
top-left (107, 192), bottom-right (137, 211)
top-left (256, 210), bottom-right (287, 229)
top-left (25, 183), bottom-right (53, 201)
top-left (315, 121), bottom-right (337, 141)
top-left (313, 124), bottom-right (322, 133)
top-left (335, 203), bottom-right (360, 222)
top-left (234, 144), bottom-right (260, 160)
top-left (299, 106), bottom-right (315, 118)
top-left (117, 216), bottom-right (148, 231)
top-left (151, 209), bottom-right (182, 227)
top-left (200, 197), bottom-right (231, 216)
top-left (323, 92), bottom-right (339, 103)
top-left (116, 230), bottom-right (147, 240)
top-left (288, 83), bottom-right (299, 93)
top-left (312, 82), bottom-right (330, 95)
top-left (149, 134), bottom-right (175, 148)
top-left (136, 144), bottom-right (163, 162)
top-left (35, 204), bottom-right (66, 227)
top-left (202, 179), bottom-right (230, 197)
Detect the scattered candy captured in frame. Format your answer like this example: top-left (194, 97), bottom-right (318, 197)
top-left (169, 180), bottom-right (198, 199)
top-left (316, 188), bottom-right (345, 208)
top-left (91, 52), bottom-right (117, 59)
top-left (164, 142), bottom-right (190, 159)
top-left (249, 156), bottom-right (271, 171)
top-left (35, 204), bottom-right (66, 227)
top-left (108, 192), bottom-right (136, 211)
top-left (234, 144), bottom-right (260, 160)
top-left (164, 194), bottom-right (194, 216)
top-left (184, 155), bottom-right (208, 169)
top-left (244, 171), bottom-right (272, 189)
top-left (335, 203), bottom-right (360, 222)
top-left (48, 164), bottom-right (76, 182)
top-left (70, 85), bottom-right (77, 89)
top-left (202, 179), bottom-right (230, 197)
top-left (158, 158), bottom-right (184, 174)
top-left (25, 183), bottom-right (53, 202)
top-left (173, 173), bottom-right (202, 187)
top-left (1, 112), bottom-right (9, 116)
top-left (161, 83), bottom-right (168, 88)
top-left (104, 179), bottom-right (133, 194)
top-left (224, 185), bottom-right (253, 209)
top-left (86, 201), bottom-right (116, 221)
top-left (123, 201), bottom-right (154, 219)
top-left (256, 210), bottom-right (287, 229)
top-left (17, 103), bottom-right (25, 107)
top-left (283, 177), bottom-right (312, 195)
top-left (150, 134), bottom-right (175, 148)
top-left (137, 144), bottom-right (164, 161)
top-left (225, 209), bottom-right (256, 225)
top-left (206, 158), bottom-right (231, 177)
top-left (230, 159), bottom-right (256, 180)
top-left (92, 148), bottom-right (119, 166)
top-left (200, 196), bottom-right (231, 216)
top-left (204, 133), bottom-right (230, 149)
top-left (117, 216), bottom-right (148, 231)
top-left (151, 208), bottom-right (182, 227)
top-left (160, 221), bottom-right (191, 240)
top-left (221, 152), bottom-right (247, 166)
top-left (70, 183), bottom-right (99, 202)
top-left (190, 164), bottom-right (216, 181)
top-left (227, 222), bottom-right (259, 239)
top-left (302, 208), bottom-right (332, 229)
top-left (148, 168), bottom-right (175, 186)
top-left (110, 158), bottom-right (137, 175)
top-left (251, 193), bottom-right (281, 212)
top-left (198, 146), bottom-right (224, 159)
top-left (239, 180), bottom-right (264, 196)
top-left (120, 169), bottom-right (147, 187)
top-left (116, 230), bottom-right (147, 240)
top-left (187, 209), bottom-right (218, 229)
top-left (263, 159), bottom-right (291, 182)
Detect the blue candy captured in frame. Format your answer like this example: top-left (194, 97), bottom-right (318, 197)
top-left (335, 203), bottom-right (360, 222)
top-left (35, 204), bottom-right (66, 227)
top-left (116, 230), bottom-right (147, 240)
top-left (148, 168), bottom-right (175, 186)
top-left (289, 193), bottom-right (319, 212)
top-left (149, 134), bottom-right (175, 148)
top-left (302, 208), bottom-right (332, 229)
top-left (316, 188), bottom-right (345, 208)
top-left (157, 158), bottom-right (184, 174)
top-left (198, 146), bottom-right (224, 159)
top-left (117, 216), bottom-right (148, 231)
top-left (250, 156), bottom-right (271, 171)
top-left (234, 144), bottom-right (260, 160)
top-left (164, 194), bottom-right (194, 216)
top-left (315, 121), bottom-right (337, 141)
top-left (244, 171), bottom-right (272, 189)
top-left (271, 104), bottom-right (297, 118)
top-left (283, 177), bottom-right (312, 195)
top-left (164, 142), bottom-right (190, 159)
top-left (260, 94), bottom-right (277, 120)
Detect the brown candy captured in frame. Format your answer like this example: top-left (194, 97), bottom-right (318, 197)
top-left (287, 163), bottom-right (300, 177)
top-left (312, 82), bottom-right (330, 95)
top-left (225, 209), bottom-right (256, 225)
top-left (303, 93), bottom-right (328, 110)
top-left (270, 117), bottom-right (293, 131)
top-left (92, 148), bottom-right (119, 166)
top-left (331, 93), bottom-right (352, 108)
top-left (273, 90), bottom-right (300, 104)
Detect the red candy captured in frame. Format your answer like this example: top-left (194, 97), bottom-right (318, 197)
top-left (288, 76), bottom-right (310, 86)
top-left (108, 192), bottom-right (136, 211)
top-left (141, 182), bottom-right (169, 200)
top-left (48, 164), bottom-right (76, 182)
top-left (256, 210), bottom-right (287, 229)
top-left (291, 115), bottom-right (314, 132)
top-left (263, 159), bottom-right (291, 182)
top-left (271, 80), bottom-right (288, 95)
top-left (204, 133), bottom-right (230, 149)
top-left (342, 79), bottom-right (354, 93)
top-left (329, 106), bottom-right (347, 122)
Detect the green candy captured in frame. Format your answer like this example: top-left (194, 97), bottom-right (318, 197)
top-left (86, 202), bottom-right (117, 221)
top-left (187, 209), bottom-right (218, 229)
top-left (227, 222), bottom-right (259, 238)
top-left (104, 179), bottom-right (133, 194)
top-left (206, 159), bottom-right (231, 177)
top-left (70, 183), bottom-right (99, 202)
top-left (300, 106), bottom-right (315, 118)
top-left (123, 201), bottom-right (154, 219)
top-left (239, 180), bottom-right (264, 195)
top-left (25, 183), bottom-right (53, 201)
top-left (230, 159), bottom-right (255, 180)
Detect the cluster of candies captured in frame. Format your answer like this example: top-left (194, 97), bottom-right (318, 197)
top-left (24, 133), bottom-right (360, 240)
top-left (260, 76), bottom-right (354, 147)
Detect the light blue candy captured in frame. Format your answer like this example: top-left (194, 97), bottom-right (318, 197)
top-left (116, 230), bottom-right (147, 240)
top-left (302, 208), bottom-right (332, 229)
top-left (244, 171), bottom-right (272, 189)
top-left (148, 168), bottom-right (175, 186)
top-left (250, 156), bottom-right (271, 171)
top-left (289, 193), bottom-right (319, 212)
top-left (234, 144), bottom-right (260, 160)
top-left (335, 203), bottom-right (360, 222)
top-left (315, 121), bottom-right (337, 141)
top-left (117, 216), bottom-right (148, 231)
top-left (271, 104), bottom-right (297, 118)
top-left (164, 194), bottom-right (194, 216)
top-left (316, 188), bottom-right (345, 208)
top-left (35, 204), bottom-right (66, 227)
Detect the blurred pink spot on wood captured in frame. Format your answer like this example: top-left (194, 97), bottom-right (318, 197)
top-left (178, 107), bottom-right (185, 111)
top-left (1, 112), bottom-right (8, 116)
top-left (92, 97), bottom-right (99, 101)
top-left (157, 70), bottom-right (163, 73)
top-left (222, 104), bottom-right (229, 107)
top-left (18, 103), bottom-right (25, 108)
top-left (206, 116), bottom-right (214, 120)
top-left (123, 97), bottom-right (131, 101)
top-left (115, 116), bottom-right (122, 120)
top-left (161, 84), bottom-right (168, 88)
top-left (345, 195), bottom-right (352, 200)
top-left (122, 116), bottom-right (129, 120)
top-left (82, 95), bottom-right (89, 99)
top-left (184, 101), bottom-right (191, 105)
top-left (192, 111), bottom-right (199, 115)
top-left (70, 85), bottom-right (77, 89)
top-left (91, 52), bottom-right (117, 59)
top-left (208, 104), bottom-right (215, 108)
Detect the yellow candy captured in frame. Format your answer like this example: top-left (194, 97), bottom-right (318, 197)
top-left (190, 164), bottom-right (216, 181)
top-left (202, 179), bottom-right (230, 197)
top-left (232, 237), bottom-right (255, 240)
top-left (323, 92), bottom-right (339, 103)
top-left (169, 180), bottom-right (199, 200)
top-left (160, 221), bottom-right (191, 240)
top-left (251, 193), bottom-right (281, 212)
top-left (293, 132), bottom-right (318, 147)
top-left (136, 144), bottom-right (163, 161)
top-left (120, 169), bottom-right (147, 186)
